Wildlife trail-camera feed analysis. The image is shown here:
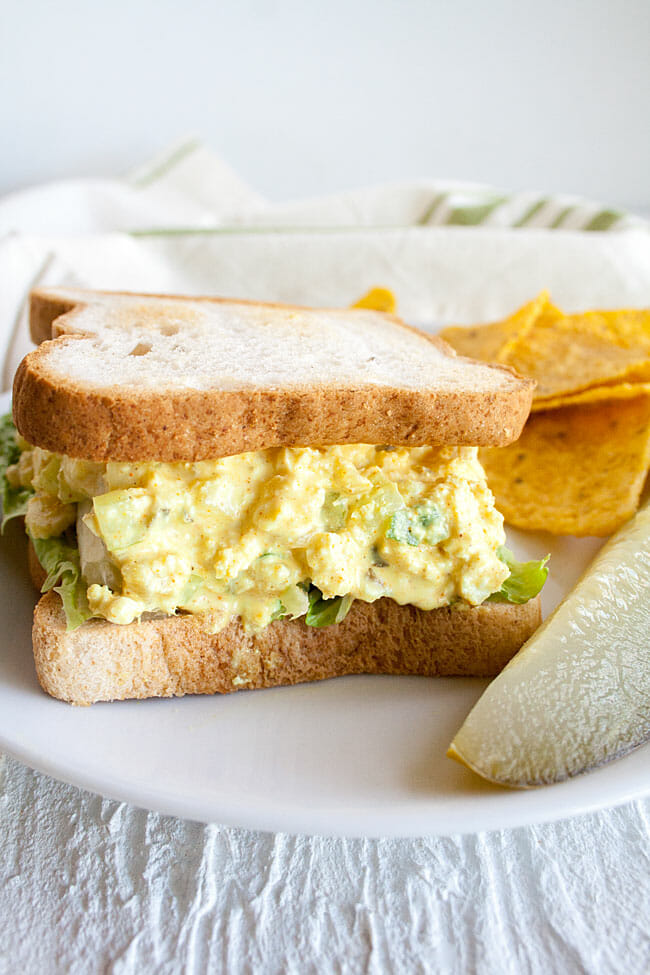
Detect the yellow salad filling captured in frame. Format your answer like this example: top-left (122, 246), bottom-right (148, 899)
top-left (8, 439), bottom-right (512, 632)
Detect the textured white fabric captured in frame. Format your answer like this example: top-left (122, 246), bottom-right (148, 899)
top-left (2, 143), bottom-right (650, 973)
top-left (3, 756), bottom-right (650, 974)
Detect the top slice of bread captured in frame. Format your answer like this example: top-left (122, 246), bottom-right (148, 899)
top-left (14, 288), bottom-right (534, 461)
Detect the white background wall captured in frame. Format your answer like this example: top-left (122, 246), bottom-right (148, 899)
top-left (2, 0), bottom-right (649, 209)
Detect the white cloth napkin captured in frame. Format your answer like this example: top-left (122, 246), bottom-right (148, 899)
top-left (3, 138), bottom-right (650, 389)
top-left (2, 141), bottom-right (650, 973)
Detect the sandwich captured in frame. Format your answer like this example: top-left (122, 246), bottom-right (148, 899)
top-left (1, 288), bottom-right (548, 705)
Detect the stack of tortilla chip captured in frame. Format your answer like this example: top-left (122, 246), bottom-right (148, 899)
top-left (441, 294), bottom-right (650, 536)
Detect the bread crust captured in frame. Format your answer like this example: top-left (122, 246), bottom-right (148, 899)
top-left (14, 352), bottom-right (531, 460)
top-left (16, 289), bottom-right (534, 460)
top-left (31, 288), bottom-right (402, 344)
top-left (32, 589), bottom-right (541, 706)
top-left (30, 290), bottom-right (80, 344)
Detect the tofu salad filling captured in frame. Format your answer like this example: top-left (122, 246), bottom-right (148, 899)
top-left (0, 415), bottom-right (548, 631)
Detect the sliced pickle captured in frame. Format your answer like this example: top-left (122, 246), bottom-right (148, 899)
top-left (449, 497), bottom-right (650, 787)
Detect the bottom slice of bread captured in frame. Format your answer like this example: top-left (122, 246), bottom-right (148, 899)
top-left (33, 591), bottom-right (541, 705)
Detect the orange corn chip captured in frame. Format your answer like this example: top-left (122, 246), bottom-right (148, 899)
top-left (481, 394), bottom-right (650, 536)
top-left (351, 287), bottom-right (397, 314)
top-left (531, 381), bottom-right (650, 412)
top-left (502, 308), bottom-right (650, 401)
top-left (440, 292), bottom-right (558, 362)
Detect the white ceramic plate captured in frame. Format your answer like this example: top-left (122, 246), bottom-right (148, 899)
top-left (2, 388), bottom-right (649, 837)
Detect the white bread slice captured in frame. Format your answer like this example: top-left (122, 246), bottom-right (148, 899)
top-left (32, 589), bottom-right (542, 705)
top-left (15, 288), bottom-right (535, 461)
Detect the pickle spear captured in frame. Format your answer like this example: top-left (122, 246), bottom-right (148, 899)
top-left (448, 497), bottom-right (650, 787)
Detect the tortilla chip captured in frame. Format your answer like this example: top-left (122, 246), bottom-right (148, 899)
top-left (502, 308), bottom-right (650, 400)
top-left (531, 381), bottom-right (650, 411)
top-left (496, 294), bottom-right (564, 362)
top-left (440, 291), bottom-right (558, 362)
top-left (481, 394), bottom-right (650, 536)
top-left (352, 287), bottom-right (396, 313)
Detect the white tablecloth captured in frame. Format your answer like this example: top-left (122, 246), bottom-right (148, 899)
top-left (3, 756), bottom-right (650, 973)
top-left (2, 144), bottom-right (650, 974)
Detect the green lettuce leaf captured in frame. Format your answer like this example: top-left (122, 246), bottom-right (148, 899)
top-left (0, 412), bottom-right (33, 530)
top-left (270, 599), bottom-right (287, 622)
top-left (31, 535), bottom-right (93, 630)
top-left (0, 412), bottom-right (20, 469)
top-left (488, 546), bottom-right (549, 604)
top-left (304, 586), bottom-right (353, 628)
top-left (2, 483), bottom-right (32, 529)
